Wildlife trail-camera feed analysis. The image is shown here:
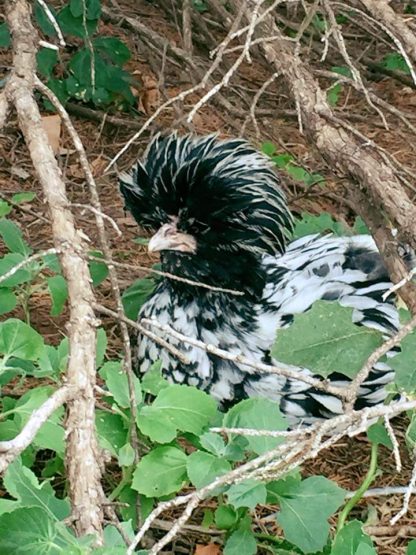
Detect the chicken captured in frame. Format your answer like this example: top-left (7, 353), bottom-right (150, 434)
top-left (119, 133), bottom-right (402, 425)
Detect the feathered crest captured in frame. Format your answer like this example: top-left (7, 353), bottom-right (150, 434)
top-left (119, 133), bottom-right (294, 256)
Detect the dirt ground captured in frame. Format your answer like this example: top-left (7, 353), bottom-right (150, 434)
top-left (1, 0), bottom-right (416, 552)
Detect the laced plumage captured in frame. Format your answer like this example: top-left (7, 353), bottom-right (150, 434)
top-left (119, 133), bottom-right (403, 426)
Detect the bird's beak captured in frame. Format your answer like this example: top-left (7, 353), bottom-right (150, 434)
top-left (148, 222), bottom-right (197, 254)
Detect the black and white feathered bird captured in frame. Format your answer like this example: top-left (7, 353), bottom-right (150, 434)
top-left (119, 133), bottom-right (403, 426)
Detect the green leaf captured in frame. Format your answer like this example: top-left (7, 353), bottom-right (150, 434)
top-left (0, 201), bottom-right (11, 217)
top-left (0, 506), bottom-right (79, 554)
top-left (382, 52), bottom-right (411, 74)
top-left (141, 360), bottom-right (169, 395)
top-left (272, 301), bottom-right (383, 378)
top-left (0, 23), bottom-right (11, 48)
top-left (99, 360), bottom-right (142, 408)
top-left (137, 384), bottom-right (217, 443)
top-left (0, 253), bottom-right (32, 287)
top-left (271, 153), bottom-right (294, 168)
top-left (122, 278), bottom-right (155, 320)
top-left (391, 331), bottom-right (416, 392)
top-left (292, 212), bottom-right (346, 239)
top-left (276, 476), bottom-right (346, 553)
top-left (47, 275), bottom-right (68, 316)
top-left (0, 319), bottom-right (44, 362)
top-left (132, 445), bottom-right (187, 497)
top-left (214, 504), bottom-right (238, 530)
top-left (11, 192), bottom-right (36, 204)
top-left (407, 539), bottom-right (416, 555)
top-left (88, 254), bottom-right (109, 286)
top-left (37, 48), bottom-right (58, 78)
top-left (0, 219), bottom-right (32, 255)
top-left (331, 520), bottom-right (375, 555)
top-left (0, 288), bottom-right (17, 315)
top-left (187, 451), bottom-right (231, 488)
top-left (13, 387), bottom-right (65, 454)
top-left (0, 498), bottom-right (19, 515)
top-left (34, 1), bottom-right (58, 36)
top-left (286, 164), bottom-right (312, 184)
top-left (331, 65), bottom-right (353, 78)
top-left (367, 422), bottom-right (393, 449)
top-left (93, 37), bottom-right (131, 65)
top-left (200, 432), bottom-right (226, 457)
top-left (261, 142), bottom-right (276, 156)
top-left (406, 412), bottom-right (416, 451)
top-left (4, 459), bottom-right (70, 520)
top-left (118, 443), bottom-right (135, 467)
top-left (327, 83), bottom-right (342, 106)
top-left (224, 526), bottom-right (257, 555)
top-left (223, 398), bottom-right (287, 455)
top-left (57, 6), bottom-right (98, 38)
top-left (69, 0), bottom-right (102, 19)
top-left (227, 479), bottom-right (267, 509)
top-left (95, 410), bottom-right (127, 456)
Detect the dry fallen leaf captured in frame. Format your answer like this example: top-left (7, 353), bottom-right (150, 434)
top-left (41, 114), bottom-right (61, 155)
top-left (194, 543), bottom-right (221, 555)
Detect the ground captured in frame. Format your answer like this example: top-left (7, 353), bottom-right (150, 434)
top-left (1, 0), bottom-right (416, 552)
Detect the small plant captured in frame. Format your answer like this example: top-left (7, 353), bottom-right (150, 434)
top-left (1, 0), bottom-right (135, 110)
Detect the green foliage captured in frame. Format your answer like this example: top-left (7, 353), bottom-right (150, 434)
top-left (331, 520), bottom-right (376, 554)
top-left (276, 476), bottom-right (346, 553)
top-left (2, 0), bottom-right (134, 111)
top-left (390, 330), bottom-right (416, 393)
top-left (381, 52), bottom-right (411, 74)
top-left (272, 301), bottom-right (383, 378)
top-left (122, 278), bottom-right (155, 320)
top-left (261, 143), bottom-right (325, 187)
top-left (132, 445), bottom-right (188, 497)
top-left (137, 384), bottom-right (217, 443)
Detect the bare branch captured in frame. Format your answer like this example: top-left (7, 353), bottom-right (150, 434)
top-left (0, 247), bottom-right (61, 286)
top-left (5, 0), bottom-right (103, 538)
top-left (0, 386), bottom-right (75, 474)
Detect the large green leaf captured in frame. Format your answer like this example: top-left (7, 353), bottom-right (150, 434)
top-left (137, 384), bottom-right (217, 443)
top-left (0, 506), bottom-right (79, 555)
top-left (13, 387), bottom-right (65, 455)
top-left (227, 479), bottom-right (267, 509)
top-left (391, 331), bottom-right (416, 393)
top-left (95, 410), bottom-right (127, 457)
top-left (223, 398), bottom-right (287, 455)
top-left (272, 301), bottom-right (383, 378)
top-left (223, 524), bottom-right (257, 555)
top-left (132, 445), bottom-right (187, 497)
top-left (0, 288), bottom-right (17, 315)
top-left (331, 520), bottom-right (376, 555)
top-left (276, 476), bottom-right (346, 553)
top-left (47, 275), bottom-right (68, 316)
top-left (186, 451), bottom-right (231, 489)
top-left (122, 278), bottom-right (155, 321)
top-left (0, 319), bottom-right (44, 362)
top-left (3, 459), bottom-right (70, 520)
top-left (93, 37), bottom-right (131, 65)
top-left (99, 361), bottom-right (142, 408)
top-left (0, 219), bottom-right (32, 256)
top-left (0, 253), bottom-right (32, 287)
top-left (0, 23), bottom-right (11, 48)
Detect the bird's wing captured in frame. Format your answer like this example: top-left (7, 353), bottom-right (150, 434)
top-left (250, 233), bottom-right (401, 425)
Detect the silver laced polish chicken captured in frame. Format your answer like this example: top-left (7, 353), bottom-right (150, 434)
top-left (119, 133), bottom-right (402, 426)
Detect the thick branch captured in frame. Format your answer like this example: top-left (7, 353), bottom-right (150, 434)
top-left (249, 8), bottom-right (416, 312)
top-left (5, 0), bottom-right (103, 540)
top-left (359, 0), bottom-right (416, 64)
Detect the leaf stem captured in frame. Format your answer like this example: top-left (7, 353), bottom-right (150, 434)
top-left (336, 442), bottom-right (379, 533)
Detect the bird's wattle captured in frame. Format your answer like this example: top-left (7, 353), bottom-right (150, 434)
top-left (119, 133), bottom-right (404, 426)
